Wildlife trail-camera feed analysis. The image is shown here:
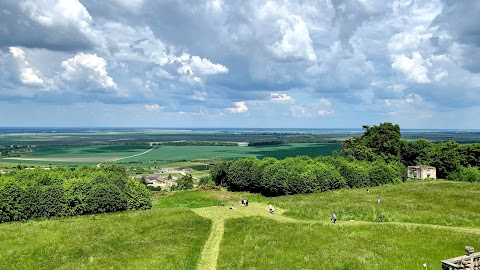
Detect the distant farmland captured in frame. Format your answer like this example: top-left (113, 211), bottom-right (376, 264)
top-left (2, 143), bottom-right (340, 166)
top-left (114, 143), bottom-right (340, 165)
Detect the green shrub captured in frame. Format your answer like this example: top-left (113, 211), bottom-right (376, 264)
top-left (176, 174), bottom-right (194, 190)
top-left (0, 166), bottom-right (152, 223)
top-left (448, 166), bottom-right (480, 182)
top-left (85, 184), bottom-right (127, 214)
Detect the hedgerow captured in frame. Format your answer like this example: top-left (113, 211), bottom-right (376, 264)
top-left (211, 156), bottom-right (405, 196)
top-left (0, 165), bottom-right (151, 223)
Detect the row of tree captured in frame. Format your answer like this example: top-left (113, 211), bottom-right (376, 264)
top-left (0, 165), bottom-right (151, 223)
top-left (210, 156), bottom-right (405, 196)
top-left (340, 123), bottom-right (480, 180)
top-left (211, 123), bottom-right (480, 196)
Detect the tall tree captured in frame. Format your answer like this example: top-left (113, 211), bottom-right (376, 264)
top-left (341, 122), bottom-right (401, 161)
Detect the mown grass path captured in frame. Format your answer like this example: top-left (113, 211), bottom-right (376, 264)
top-left (193, 202), bottom-right (293, 270)
top-left (193, 202), bottom-right (480, 270)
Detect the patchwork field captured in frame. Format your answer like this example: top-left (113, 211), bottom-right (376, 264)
top-left (1, 179), bottom-right (479, 269)
top-left (115, 143), bottom-right (341, 165)
top-left (1, 143), bottom-right (340, 167)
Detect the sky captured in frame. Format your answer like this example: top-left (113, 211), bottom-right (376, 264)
top-left (0, 0), bottom-right (480, 129)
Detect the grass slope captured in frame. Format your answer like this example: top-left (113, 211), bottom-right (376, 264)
top-left (271, 180), bottom-right (480, 227)
top-left (218, 217), bottom-right (480, 270)
top-left (0, 209), bottom-right (210, 270)
top-left (2, 180), bottom-right (480, 270)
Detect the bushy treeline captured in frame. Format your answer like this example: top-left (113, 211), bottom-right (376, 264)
top-left (341, 123), bottom-right (480, 180)
top-left (210, 156), bottom-right (405, 196)
top-left (211, 123), bottom-right (480, 196)
top-left (0, 165), bottom-right (151, 223)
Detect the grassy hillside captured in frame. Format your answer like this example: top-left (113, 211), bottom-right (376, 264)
top-left (270, 179), bottom-right (480, 227)
top-left (1, 180), bottom-right (480, 269)
top-left (219, 217), bottom-right (478, 270)
top-left (0, 208), bottom-right (210, 270)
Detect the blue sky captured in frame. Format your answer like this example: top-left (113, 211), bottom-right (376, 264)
top-left (1, 0), bottom-right (480, 128)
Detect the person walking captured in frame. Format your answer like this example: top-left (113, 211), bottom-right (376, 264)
top-left (269, 204), bottom-right (274, 214)
top-left (331, 212), bottom-right (337, 223)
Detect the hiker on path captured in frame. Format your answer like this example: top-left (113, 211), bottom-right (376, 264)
top-left (331, 212), bottom-right (337, 223)
top-left (269, 204), bottom-right (274, 214)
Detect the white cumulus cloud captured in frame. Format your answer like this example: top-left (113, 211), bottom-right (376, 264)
top-left (227, 101), bottom-right (248, 113)
top-left (290, 98), bottom-right (333, 117)
top-left (9, 47), bottom-right (44, 86)
top-left (61, 53), bottom-right (117, 90)
top-left (391, 52), bottom-right (431, 83)
top-left (270, 93), bottom-right (294, 103)
top-left (145, 104), bottom-right (162, 112)
top-left (258, 1), bottom-right (316, 62)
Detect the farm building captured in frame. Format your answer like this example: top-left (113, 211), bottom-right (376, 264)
top-left (147, 174), bottom-right (172, 186)
top-left (134, 174), bottom-right (175, 186)
top-left (407, 165), bottom-right (436, 179)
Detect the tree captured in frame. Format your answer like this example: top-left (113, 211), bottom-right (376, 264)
top-left (0, 183), bottom-right (26, 222)
top-left (38, 185), bottom-right (67, 218)
top-left (198, 176), bottom-right (214, 186)
top-left (210, 161), bottom-right (230, 187)
top-left (176, 174), bottom-right (194, 190)
top-left (85, 184), bottom-right (127, 214)
top-left (341, 123), bottom-right (401, 161)
top-left (428, 141), bottom-right (461, 179)
top-left (368, 160), bottom-right (397, 186)
top-left (460, 143), bottom-right (480, 167)
top-left (124, 178), bottom-right (151, 210)
top-left (400, 139), bottom-right (432, 166)
top-left (227, 157), bottom-right (261, 192)
top-left (448, 166), bottom-right (480, 182)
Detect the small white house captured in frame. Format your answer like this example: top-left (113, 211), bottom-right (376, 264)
top-left (407, 166), bottom-right (436, 179)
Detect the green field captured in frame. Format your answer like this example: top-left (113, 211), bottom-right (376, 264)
top-left (115, 143), bottom-right (340, 166)
top-left (23, 145), bottom-right (152, 158)
top-left (2, 180), bottom-right (479, 269)
top-left (1, 143), bottom-right (340, 167)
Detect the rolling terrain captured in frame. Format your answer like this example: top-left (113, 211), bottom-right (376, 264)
top-left (1, 180), bottom-right (479, 269)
